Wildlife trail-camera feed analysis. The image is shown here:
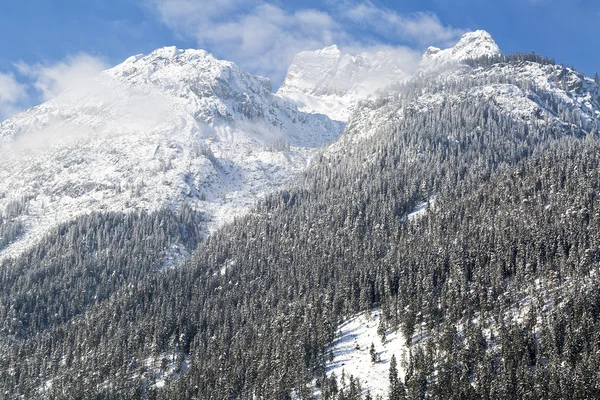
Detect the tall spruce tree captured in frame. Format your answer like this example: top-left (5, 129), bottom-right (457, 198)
top-left (388, 354), bottom-right (406, 400)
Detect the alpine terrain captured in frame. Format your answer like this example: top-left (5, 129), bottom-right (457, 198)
top-left (1, 29), bottom-right (600, 399)
top-left (0, 46), bottom-right (343, 262)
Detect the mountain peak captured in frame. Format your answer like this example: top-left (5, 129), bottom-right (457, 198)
top-left (112, 46), bottom-right (233, 77)
top-left (319, 44), bottom-right (342, 56)
top-left (0, 43), bottom-right (345, 262)
top-left (452, 30), bottom-right (500, 59)
top-left (422, 46), bottom-right (442, 61)
top-left (106, 46), bottom-right (274, 105)
top-left (421, 30), bottom-right (501, 66)
top-left (278, 45), bottom-right (410, 121)
top-left (150, 45), bottom-right (184, 58)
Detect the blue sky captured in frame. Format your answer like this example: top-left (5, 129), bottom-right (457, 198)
top-left (0, 0), bottom-right (598, 120)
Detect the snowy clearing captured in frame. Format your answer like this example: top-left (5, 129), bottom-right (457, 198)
top-left (320, 310), bottom-right (408, 399)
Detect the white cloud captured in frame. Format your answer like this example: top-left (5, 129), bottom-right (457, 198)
top-left (149, 0), bottom-right (464, 85)
top-left (17, 54), bottom-right (109, 101)
top-left (150, 0), bottom-right (340, 84)
top-left (0, 72), bottom-right (28, 120)
top-left (343, 3), bottom-right (465, 47)
top-left (0, 53), bottom-right (110, 122)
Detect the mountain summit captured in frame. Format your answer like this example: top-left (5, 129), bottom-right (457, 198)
top-left (277, 31), bottom-right (502, 122)
top-left (421, 29), bottom-right (501, 65)
top-left (106, 46), bottom-right (275, 126)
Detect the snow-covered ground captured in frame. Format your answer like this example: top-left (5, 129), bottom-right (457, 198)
top-left (407, 196), bottom-right (436, 221)
top-left (320, 310), bottom-right (408, 399)
top-left (143, 351), bottom-right (190, 390)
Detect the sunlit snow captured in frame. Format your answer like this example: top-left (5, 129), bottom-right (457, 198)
top-left (320, 310), bottom-right (408, 399)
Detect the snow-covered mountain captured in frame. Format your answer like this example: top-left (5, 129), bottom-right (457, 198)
top-left (339, 29), bottom-right (600, 148)
top-left (4, 29), bottom-right (600, 400)
top-left (277, 45), bottom-right (413, 122)
top-left (3, 30), bottom-right (598, 265)
top-left (276, 31), bottom-right (501, 123)
top-left (0, 47), bottom-right (344, 261)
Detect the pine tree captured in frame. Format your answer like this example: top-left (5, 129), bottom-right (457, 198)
top-left (377, 319), bottom-right (387, 344)
top-left (370, 342), bottom-right (377, 363)
top-left (388, 354), bottom-right (406, 400)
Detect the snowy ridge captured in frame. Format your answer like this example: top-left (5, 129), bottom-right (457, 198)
top-left (277, 30), bottom-right (501, 124)
top-left (0, 47), bottom-right (344, 262)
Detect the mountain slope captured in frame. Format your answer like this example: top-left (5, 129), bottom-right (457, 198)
top-left (0, 47), bottom-right (343, 262)
top-left (4, 31), bottom-right (600, 400)
top-left (339, 33), bottom-right (599, 148)
top-left (3, 31), bottom-right (600, 399)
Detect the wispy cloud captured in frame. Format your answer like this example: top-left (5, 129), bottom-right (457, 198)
top-left (149, 0), bottom-right (340, 84)
top-left (0, 72), bottom-right (28, 120)
top-left (342, 3), bottom-right (465, 47)
top-left (16, 54), bottom-right (109, 101)
top-left (0, 53), bottom-right (109, 122)
top-left (0, 53), bottom-right (108, 121)
top-left (148, 0), bottom-right (465, 85)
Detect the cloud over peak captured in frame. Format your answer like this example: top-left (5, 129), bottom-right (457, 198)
top-left (0, 72), bottom-right (28, 120)
top-left (149, 0), bottom-right (465, 86)
top-left (16, 54), bottom-right (109, 101)
top-left (0, 53), bottom-right (108, 122)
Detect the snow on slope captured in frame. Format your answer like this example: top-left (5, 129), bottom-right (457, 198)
top-left (313, 31), bottom-right (598, 399)
top-left (0, 47), bottom-right (344, 261)
top-left (319, 310), bottom-right (408, 399)
top-left (278, 45), bottom-right (414, 122)
top-left (407, 196), bottom-right (436, 221)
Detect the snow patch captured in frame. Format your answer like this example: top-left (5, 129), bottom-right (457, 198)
top-left (407, 197), bottom-right (436, 221)
top-left (142, 351), bottom-right (190, 391)
top-left (321, 310), bottom-right (408, 399)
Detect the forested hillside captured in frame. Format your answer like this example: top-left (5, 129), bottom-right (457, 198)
top-left (2, 54), bottom-right (600, 399)
top-left (0, 206), bottom-right (204, 343)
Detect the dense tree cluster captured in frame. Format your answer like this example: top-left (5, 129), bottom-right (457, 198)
top-left (464, 52), bottom-right (557, 68)
top-left (0, 196), bottom-right (29, 251)
top-left (0, 205), bottom-right (204, 341)
top-left (0, 55), bottom-right (599, 399)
